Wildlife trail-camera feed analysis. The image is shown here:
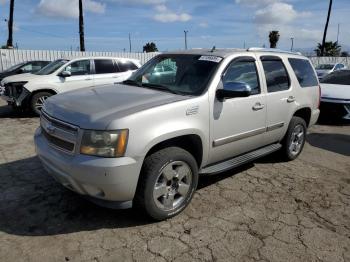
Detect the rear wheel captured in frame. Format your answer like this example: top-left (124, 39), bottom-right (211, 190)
top-left (30, 92), bottom-right (53, 115)
top-left (281, 116), bottom-right (307, 160)
top-left (135, 147), bottom-right (198, 221)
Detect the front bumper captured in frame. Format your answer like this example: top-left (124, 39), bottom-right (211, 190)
top-left (0, 87), bottom-right (30, 106)
top-left (320, 99), bottom-right (350, 120)
top-left (34, 127), bottom-right (143, 207)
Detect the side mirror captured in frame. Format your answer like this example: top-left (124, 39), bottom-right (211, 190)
top-left (216, 82), bottom-right (251, 101)
top-left (17, 68), bottom-right (24, 74)
top-left (59, 71), bottom-right (71, 77)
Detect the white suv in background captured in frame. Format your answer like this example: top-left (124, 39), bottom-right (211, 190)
top-left (0, 57), bottom-right (141, 115)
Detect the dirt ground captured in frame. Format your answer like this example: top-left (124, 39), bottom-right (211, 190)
top-left (0, 99), bottom-right (349, 262)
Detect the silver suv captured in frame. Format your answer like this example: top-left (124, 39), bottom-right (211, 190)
top-left (34, 48), bottom-right (320, 220)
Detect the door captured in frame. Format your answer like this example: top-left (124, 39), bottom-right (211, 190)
top-left (57, 59), bottom-right (93, 92)
top-left (257, 55), bottom-right (296, 144)
top-left (209, 56), bottom-right (267, 164)
top-left (92, 59), bottom-right (121, 86)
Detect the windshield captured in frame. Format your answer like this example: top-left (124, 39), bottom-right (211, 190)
top-left (320, 71), bottom-right (350, 85)
top-left (3, 62), bottom-right (26, 73)
top-left (316, 64), bottom-right (334, 70)
top-left (125, 54), bottom-right (222, 96)
top-left (35, 59), bottom-right (69, 75)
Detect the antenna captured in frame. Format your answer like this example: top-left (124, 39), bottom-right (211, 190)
top-left (210, 46), bottom-right (216, 52)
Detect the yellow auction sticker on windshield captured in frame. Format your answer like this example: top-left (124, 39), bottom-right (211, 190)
top-left (199, 56), bottom-right (223, 63)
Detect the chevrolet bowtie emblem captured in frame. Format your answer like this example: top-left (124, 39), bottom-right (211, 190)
top-left (46, 125), bottom-right (56, 135)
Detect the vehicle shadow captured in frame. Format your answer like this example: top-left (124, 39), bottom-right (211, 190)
top-left (0, 104), bottom-right (35, 118)
top-left (0, 156), bottom-right (153, 237)
top-left (0, 153), bottom-right (282, 237)
top-left (306, 133), bottom-right (350, 157)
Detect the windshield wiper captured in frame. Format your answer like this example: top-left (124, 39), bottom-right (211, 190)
top-left (122, 79), bottom-right (142, 87)
top-left (141, 83), bottom-right (182, 95)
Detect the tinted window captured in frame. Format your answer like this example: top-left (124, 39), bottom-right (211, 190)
top-left (223, 60), bottom-right (260, 95)
top-left (35, 59), bottom-right (69, 75)
top-left (288, 58), bottom-right (318, 87)
top-left (118, 61), bottom-right (138, 72)
top-left (64, 60), bottom-right (91, 76)
top-left (320, 71), bottom-right (350, 85)
top-left (261, 60), bottom-right (290, 92)
top-left (94, 59), bottom-right (117, 74)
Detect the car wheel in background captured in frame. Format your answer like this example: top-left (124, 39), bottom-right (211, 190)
top-left (30, 92), bottom-right (53, 116)
top-left (135, 147), bottom-right (198, 221)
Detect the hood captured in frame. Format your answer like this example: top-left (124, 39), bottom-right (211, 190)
top-left (320, 84), bottom-right (350, 100)
top-left (44, 84), bottom-right (189, 129)
top-left (1, 73), bottom-right (39, 85)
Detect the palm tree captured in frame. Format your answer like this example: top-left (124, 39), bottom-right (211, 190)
top-left (79, 0), bottom-right (85, 52)
top-left (143, 42), bottom-right (158, 53)
top-left (6, 0), bottom-right (15, 48)
top-left (269, 31), bottom-right (280, 48)
top-left (315, 41), bottom-right (341, 56)
top-left (320, 0), bottom-right (333, 56)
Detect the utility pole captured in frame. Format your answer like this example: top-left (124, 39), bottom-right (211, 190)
top-left (320, 0), bottom-right (333, 56)
top-left (129, 33), bottom-right (131, 52)
top-left (6, 0), bottom-right (15, 48)
top-left (79, 0), bottom-right (85, 52)
top-left (336, 23), bottom-right (340, 43)
top-left (290, 37), bottom-right (294, 52)
top-left (184, 30), bottom-right (188, 50)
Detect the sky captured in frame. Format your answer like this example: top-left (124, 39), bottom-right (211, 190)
top-left (0, 0), bottom-right (349, 52)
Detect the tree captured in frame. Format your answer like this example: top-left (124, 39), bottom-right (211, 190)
top-left (315, 41), bottom-right (341, 56)
top-left (143, 42), bottom-right (158, 53)
top-left (79, 0), bottom-right (85, 52)
top-left (269, 31), bottom-right (280, 48)
top-left (6, 0), bottom-right (15, 48)
top-left (320, 0), bottom-right (333, 56)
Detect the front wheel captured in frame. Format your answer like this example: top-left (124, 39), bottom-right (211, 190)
top-left (30, 92), bottom-right (53, 116)
top-left (281, 116), bottom-right (307, 160)
top-left (135, 147), bottom-right (198, 221)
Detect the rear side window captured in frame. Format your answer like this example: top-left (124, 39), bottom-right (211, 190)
top-left (288, 58), bottom-right (318, 87)
top-left (320, 71), bottom-right (350, 85)
top-left (94, 59), bottom-right (117, 74)
top-left (261, 59), bottom-right (290, 92)
top-left (118, 61), bottom-right (138, 72)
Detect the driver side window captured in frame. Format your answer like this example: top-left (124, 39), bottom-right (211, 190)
top-left (64, 60), bottom-right (91, 76)
top-left (223, 60), bottom-right (260, 95)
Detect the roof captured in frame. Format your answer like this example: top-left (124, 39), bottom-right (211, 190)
top-left (60, 56), bottom-right (140, 62)
top-left (163, 48), bottom-right (304, 58)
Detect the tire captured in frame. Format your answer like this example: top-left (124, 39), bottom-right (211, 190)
top-left (30, 92), bottom-right (53, 116)
top-left (281, 116), bottom-right (307, 161)
top-left (135, 147), bottom-right (199, 221)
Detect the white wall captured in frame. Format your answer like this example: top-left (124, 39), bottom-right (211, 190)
top-left (0, 49), bottom-right (159, 71)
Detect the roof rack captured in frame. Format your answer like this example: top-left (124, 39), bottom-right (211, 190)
top-left (247, 47), bottom-right (302, 55)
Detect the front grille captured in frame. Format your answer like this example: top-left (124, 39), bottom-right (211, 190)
top-left (41, 111), bottom-right (79, 153)
top-left (320, 102), bottom-right (349, 118)
top-left (41, 112), bottom-right (78, 133)
top-left (42, 128), bottom-right (75, 152)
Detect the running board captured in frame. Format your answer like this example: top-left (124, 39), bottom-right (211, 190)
top-left (200, 143), bottom-right (282, 175)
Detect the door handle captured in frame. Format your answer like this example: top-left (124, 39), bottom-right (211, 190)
top-left (85, 78), bottom-right (93, 81)
top-left (287, 96), bottom-right (295, 103)
top-left (252, 102), bottom-right (265, 111)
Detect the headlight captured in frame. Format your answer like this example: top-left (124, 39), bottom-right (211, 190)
top-left (80, 129), bottom-right (128, 158)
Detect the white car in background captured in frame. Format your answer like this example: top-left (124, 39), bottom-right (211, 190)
top-left (0, 57), bottom-right (141, 115)
top-left (315, 63), bottom-right (347, 79)
top-left (320, 70), bottom-right (350, 120)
